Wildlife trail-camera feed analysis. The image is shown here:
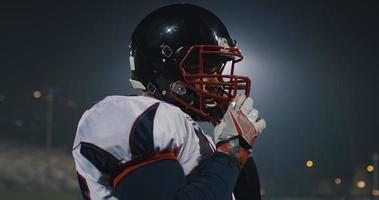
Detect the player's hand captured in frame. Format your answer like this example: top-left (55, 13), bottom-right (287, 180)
top-left (214, 94), bottom-right (266, 165)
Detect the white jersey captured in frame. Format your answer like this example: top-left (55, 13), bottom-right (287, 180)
top-left (72, 95), bottom-right (216, 200)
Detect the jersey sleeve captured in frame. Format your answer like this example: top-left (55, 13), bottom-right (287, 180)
top-left (112, 101), bottom-right (202, 186)
top-left (72, 96), bottom-right (225, 199)
top-left (113, 152), bottom-right (241, 200)
top-left (234, 156), bottom-right (262, 200)
top-left (72, 96), bottom-right (162, 199)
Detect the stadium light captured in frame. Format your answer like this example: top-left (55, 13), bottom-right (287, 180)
top-left (33, 90), bottom-right (42, 98)
top-left (357, 180), bottom-right (366, 189)
top-left (306, 160), bottom-right (314, 168)
top-left (335, 177), bottom-right (342, 185)
top-left (367, 165), bottom-right (374, 172)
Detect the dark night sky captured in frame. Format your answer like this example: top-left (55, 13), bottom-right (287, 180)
top-left (1, 0), bottom-right (379, 194)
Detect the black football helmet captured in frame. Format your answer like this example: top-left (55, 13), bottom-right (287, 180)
top-left (129, 4), bottom-right (250, 124)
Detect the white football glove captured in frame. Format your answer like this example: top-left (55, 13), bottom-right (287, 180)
top-left (214, 94), bottom-right (266, 164)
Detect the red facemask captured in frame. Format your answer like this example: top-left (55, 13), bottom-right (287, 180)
top-left (170, 45), bottom-right (251, 125)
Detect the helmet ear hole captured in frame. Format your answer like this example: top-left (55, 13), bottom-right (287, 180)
top-left (171, 83), bottom-right (187, 96)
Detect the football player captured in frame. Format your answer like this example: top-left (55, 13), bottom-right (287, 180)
top-left (72, 4), bottom-right (266, 200)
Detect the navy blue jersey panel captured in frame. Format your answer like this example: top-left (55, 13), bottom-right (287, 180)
top-left (176, 152), bottom-right (240, 200)
top-left (193, 127), bottom-right (213, 159)
top-left (113, 159), bottom-right (186, 200)
top-left (80, 142), bottom-right (120, 174)
top-left (129, 102), bottom-right (160, 159)
top-left (114, 152), bottom-right (240, 200)
top-left (76, 171), bottom-right (91, 200)
top-left (234, 156), bottom-right (261, 200)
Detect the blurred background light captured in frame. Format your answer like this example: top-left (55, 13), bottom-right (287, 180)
top-left (367, 164), bottom-right (374, 172)
top-left (334, 177), bottom-right (342, 185)
top-left (356, 180), bottom-right (366, 189)
top-left (33, 90), bottom-right (42, 98)
top-left (306, 160), bottom-right (314, 168)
